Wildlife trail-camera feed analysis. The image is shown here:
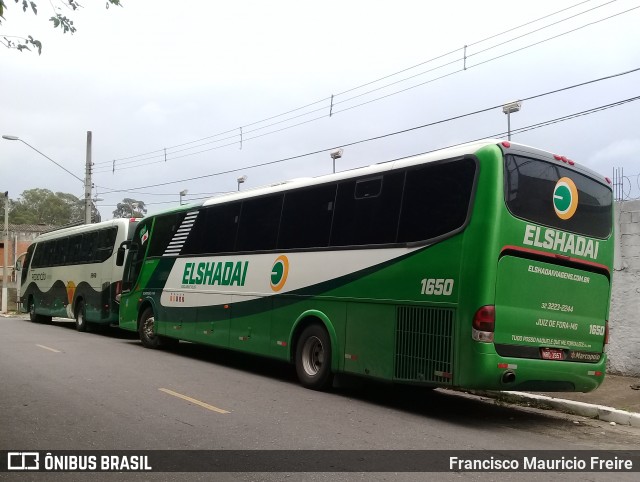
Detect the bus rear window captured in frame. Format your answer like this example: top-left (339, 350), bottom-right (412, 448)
top-left (504, 155), bottom-right (612, 239)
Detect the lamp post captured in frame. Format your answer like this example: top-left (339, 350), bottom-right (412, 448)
top-left (330, 149), bottom-right (343, 174)
top-left (2, 191), bottom-right (8, 314)
top-left (2, 133), bottom-right (92, 224)
top-left (179, 189), bottom-right (188, 205)
top-left (502, 101), bottom-right (522, 141)
top-left (237, 176), bottom-right (247, 191)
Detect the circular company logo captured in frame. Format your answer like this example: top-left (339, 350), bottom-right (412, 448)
top-left (553, 177), bottom-right (579, 220)
top-left (270, 255), bottom-right (289, 292)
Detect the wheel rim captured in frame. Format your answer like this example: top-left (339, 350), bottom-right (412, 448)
top-left (30, 302), bottom-right (35, 316)
top-left (301, 335), bottom-right (324, 376)
top-left (77, 310), bottom-right (84, 327)
top-left (142, 316), bottom-right (155, 339)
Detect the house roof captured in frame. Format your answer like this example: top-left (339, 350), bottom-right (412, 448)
top-left (8, 224), bottom-right (57, 233)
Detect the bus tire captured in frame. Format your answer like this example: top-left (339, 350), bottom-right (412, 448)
top-left (74, 300), bottom-right (88, 332)
top-left (139, 307), bottom-right (162, 349)
top-left (295, 324), bottom-right (334, 390)
top-left (28, 298), bottom-right (51, 324)
top-left (28, 298), bottom-right (38, 323)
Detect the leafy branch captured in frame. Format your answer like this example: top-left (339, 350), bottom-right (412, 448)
top-left (0, 0), bottom-right (122, 54)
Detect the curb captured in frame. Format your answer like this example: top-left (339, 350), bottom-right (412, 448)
top-left (475, 390), bottom-right (640, 428)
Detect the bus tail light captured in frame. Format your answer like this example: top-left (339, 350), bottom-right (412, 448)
top-left (472, 305), bottom-right (495, 343)
top-left (603, 319), bottom-right (609, 352)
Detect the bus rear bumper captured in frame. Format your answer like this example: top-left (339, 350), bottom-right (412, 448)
top-left (460, 346), bottom-right (607, 392)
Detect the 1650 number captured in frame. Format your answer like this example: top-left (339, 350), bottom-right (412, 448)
top-left (420, 278), bottom-right (454, 296)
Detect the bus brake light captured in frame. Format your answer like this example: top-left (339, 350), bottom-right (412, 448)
top-left (472, 305), bottom-right (495, 343)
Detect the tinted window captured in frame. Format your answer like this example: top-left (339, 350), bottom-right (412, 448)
top-left (504, 155), bottom-right (612, 238)
top-left (182, 202), bottom-right (242, 255)
top-left (147, 213), bottom-right (187, 257)
top-left (398, 158), bottom-right (476, 242)
top-left (22, 244), bottom-right (35, 283)
top-left (96, 227), bottom-right (118, 262)
top-left (123, 220), bottom-right (152, 290)
top-left (31, 242), bottom-right (44, 268)
top-left (331, 172), bottom-right (404, 246)
top-left (278, 184), bottom-right (337, 249)
top-left (67, 234), bottom-right (83, 264)
top-left (80, 232), bottom-right (98, 263)
top-left (236, 195), bottom-right (283, 252)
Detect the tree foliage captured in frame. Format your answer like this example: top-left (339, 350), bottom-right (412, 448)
top-left (112, 198), bottom-right (146, 219)
top-left (7, 188), bottom-right (100, 226)
top-left (0, 0), bottom-right (122, 54)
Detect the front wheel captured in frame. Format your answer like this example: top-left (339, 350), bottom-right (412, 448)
top-left (28, 298), bottom-right (51, 324)
top-left (139, 308), bottom-right (162, 348)
top-left (74, 300), bottom-right (88, 332)
top-left (295, 324), bottom-right (334, 390)
top-left (28, 298), bottom-right (38, 323)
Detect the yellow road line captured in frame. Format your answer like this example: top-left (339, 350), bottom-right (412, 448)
top-left (36, 344), bottom-right (61, 353)
top-left (159, 388), bottom-right (230, 414)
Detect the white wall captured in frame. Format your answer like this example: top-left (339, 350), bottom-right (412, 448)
top-left (609, 201), bottom-right (640, 376)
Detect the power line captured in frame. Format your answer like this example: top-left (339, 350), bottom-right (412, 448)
top-left (97, 92), bottom-right (640, 195)
top-left (95, 0), bottom-right (621, 169)
top-left (92, 65), bottom-right (640, 177)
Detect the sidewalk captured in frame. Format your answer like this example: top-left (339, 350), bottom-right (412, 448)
top-left (477, 374), bottom-right (640, 427)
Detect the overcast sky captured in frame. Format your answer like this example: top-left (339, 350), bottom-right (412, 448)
top-left (1, 0), bottom-right (639, 220)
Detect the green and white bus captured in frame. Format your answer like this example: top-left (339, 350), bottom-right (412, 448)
top-left (117, 139), bottom-right (613, 392)
top-left (20, 218), bottom-right (139, 331)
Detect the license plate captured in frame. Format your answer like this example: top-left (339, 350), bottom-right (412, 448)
top-left (541, 348), bottom-right (564, 360)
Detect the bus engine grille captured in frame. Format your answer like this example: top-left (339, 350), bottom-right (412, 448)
top-left (395, 306), bottom-right (454, 384)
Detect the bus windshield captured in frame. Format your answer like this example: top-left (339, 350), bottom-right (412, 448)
top-left (504, 154), bottom-right (612, 239)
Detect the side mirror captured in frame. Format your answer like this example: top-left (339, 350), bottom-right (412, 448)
top-left (116, 247), bottom-right (126, 266)
top-left (115, 240), bottom-right (132, 267)
top-left (14, 260), bottom-right (22, 272)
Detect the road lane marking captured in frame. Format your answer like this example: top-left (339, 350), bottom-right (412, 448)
top-left (36, 344), bottom-right (61, 353)
top-left (158, 388), bottom-right (230, 414)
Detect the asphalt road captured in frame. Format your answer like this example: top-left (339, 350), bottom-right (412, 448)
top-left (1, 315), bottom-right (639, 481)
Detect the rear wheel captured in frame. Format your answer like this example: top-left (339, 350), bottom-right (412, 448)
top-left (74, 300), bottom-right (88, 332)
top-left (295, 324), bottom-right (334, 390)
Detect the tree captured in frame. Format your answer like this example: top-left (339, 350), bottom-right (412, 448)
top-left (112, 198), bottom-right (146, 219)
top-left (0, 0), bottom-right (122, 54)
top-left (9, 188), bottom-right (100, 226)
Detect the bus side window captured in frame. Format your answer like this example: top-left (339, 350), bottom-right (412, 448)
top-left (331, 172), bottom-right (404, 247)
top-left (398, 158), bottom-right (476, 243)
top-left (54, 238), bottom-right (69, 265)
top-left (67, 234), bottom-right (83, 264)
top-left (81, 232), bottom-right (98, 263)
top-left (278, 184), bottom-right (337, 249)
top-left (21, 244), bottom-right (35, 285)
top-left (97, 227), bottom-right (118, 262)
top-left (236, 194), bottom-right (283, 252)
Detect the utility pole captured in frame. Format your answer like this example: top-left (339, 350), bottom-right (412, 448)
top-left (2, 191), bottom-right (8, 314)
top-left (85, 131), bottom-right (92, 224)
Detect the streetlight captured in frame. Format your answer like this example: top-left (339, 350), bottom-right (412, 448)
top-left (2, 191), bottom-right (8, 314)
top-left (237, 175), bottom-right (247, 191)
top-left (330, 148), bottom-right (343, 174)
top-left (2, 133), bottom-right (93, 224)
top-left (502, 101), bottom-right (522, 141)
top-left (179, 189), bottom-right (188, 205)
